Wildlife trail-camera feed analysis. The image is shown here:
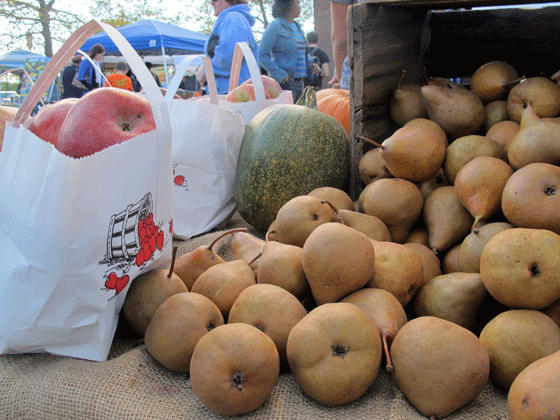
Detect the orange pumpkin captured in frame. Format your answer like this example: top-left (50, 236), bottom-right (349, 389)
top-left (315, 88), bottom-right (350, 135)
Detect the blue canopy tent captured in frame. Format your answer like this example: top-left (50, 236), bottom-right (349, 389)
top-left (79, 20), bottom-right (209, 85)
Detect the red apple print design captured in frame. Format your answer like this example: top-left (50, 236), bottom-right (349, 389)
top-left (174, 175), bottom-right (185, 186)
top-left (105, 272), bottom-right (130, 295)
top-left (135, 211), bottom-right (165, 267)
top-left (105, 272), bottom-right (118, 290)
top-left (116, 275), bottom-right (130, 294)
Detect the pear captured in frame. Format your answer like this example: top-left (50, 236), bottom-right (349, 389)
top-left (190, 259), bottom-right (256, 319)
top-left (413, 272), bottom-right (488, 333)
top-left (423, 186), bottom-right (474, 254)
top-left (286, 302), bottom-right (382, 406)
top-left (367, 118), bottom-right (447, 183)
top-left (390, 316), bottom-right (490, 419)
top-left (485, 119), bottom-right (520, 160)
top-left (256, 238), bottom-right (308, 298)
top-left (406, 228), bottom-right (429, 247)
top-left (358, 147), bottom-right (393, 185)
top-left (144, 292), bottom-right (224, 373)
top-left (480, 228), bottom-right (560, 309)
top-left (274, 195), bottom-right (334, 247)
top-left (454, 156), bottom-right (514, 232)
top-left (231, 230), bottom-right (266, 277)
top-left (302, 222), bottom-right (375, 305)
top-left (404, 242), bottom-right (442, 287)
top-left (426, 77), bottom-right (466, 90)
top-left (341, 288), bottom-right (407, 372)
top-left (507, 102), bottom-right (560, 169)
top-left (174, 228), bottom-right (245, 290)
top-left (122, 247), bottom-right (188, 336)
top-left (502, 163), bottom-right (560, 235)
top-left (470, 60), bottom-right (520, 102)
top-left (418, 167), bottom-right (451, 200)
top-left (479, 309), bottom-right (560, 391)
top-left (228, 283), bottom-right (308, 361)
top-left (485, 100), bottom-right (508, 131)
top-left (368, 240), bottom-right (424, 306)
top-left (362, 178), bottom-right (424, 243)
top-left (443, 134), bottom-right (504, 183)
top-left (337, 209), bottom-right (392, 241)
top-left (458, 222), bottom-right (514, 273)
top-left (545, 299), bottom-right (560, 329)
top-left (266, 220), bottom-right (277, 241)
top-left (390, 71), bottom-right (427, 126)
top-left (307, 186), bottom-right (354, 211)
top-left (507, 76), bottom-right (560, 123)
top-left (442, 243), bottom-right (462, 274)
top-left (508, 349), bottom-right (560, 419)
top-left (421, 84), bottom-right (486, 139)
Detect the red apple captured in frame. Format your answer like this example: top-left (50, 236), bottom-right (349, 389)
top-left (225, 83), bottom-right (271, 103)
top-left (57, 87), bottom-right (156, 158)
top-left (28, 98), bottom-right (79, 147)
top-left (242, 75), bottom-right (282, 99)
top-left (140, 87), bottom-right (182, 100)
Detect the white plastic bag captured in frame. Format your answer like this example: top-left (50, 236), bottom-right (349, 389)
top-left (0, 19), bottom-right (173, 362)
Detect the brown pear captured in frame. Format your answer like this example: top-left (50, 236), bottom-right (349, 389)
top-left (458, 222), bottom-right (514, 273)
top-left (122, 248), bottom-right (188, 335)
top-left (302, 222), bottom-right (375, 305)
top-left (480, 228), bottom-right (560, 309)
top-left (390, 72), bottom-right (427, 126)
top-left (485, 100), bottom-right (508, 131)
top-left (443, 134), bottom-right (504, 183)
top-left (470, 61), bottom-right (520, 102)
top-left (423, 186), bottom-right (474, 254)
top-left (406, 228), bottom-right (429, 246)
top-left (144, 292), bottom-right (224, 373)
top-left (413, 272), bottom-right (488, 333)
top-left (230, 231), bottom-right (266, 277)
top-left (228, 283), bottom-right (308, 361)
top-left (421, 84), bottom-right (486, 139)
top-left (404, 242), bottom-right (442, 287)
top-left (426, 77), bottom-right (466, 90)
top-left (369, 240), bottom-right (424, 306)
top-left (266, 220), bottom-right (277, 241)
top-left (502, 162), bottom-right (560, 235)
top-left (358, 147), bottom-right (393, 185)
top-left (507, 76), bottom-right (560, 123)
top-left (275, 195), bottom-right (334, 247)
top-left (256, 238), bottom-right (308, 298)
top-left (545, 299), bottom-right (560, 329)
top-left (341, 288), bottom-right (407, 372)
top-left (507, 102), bottom-right (560, 169)
top-left (362, 178), bottom-right (424, 243)
top-left (190, 259), bottom-right (256, 319)
top-left (418, 167), bottom-right (451, 200)
top-left (454, 156), bottom-right (514, 232)
top-left (174, 228), bottom-right (245, 290)
top-left (507, 349), bottom-right (560, 419)
top-left (337, 209), bottom-right (391, 241)
top-left (372, 118), bottom-right (448, 183)
top-left (485, 119), bottom-right (520, 159)
top-left (307, 186), bottom-right (354, 211)
top-left (390, 316), bottom-right (490, 419)
top-left (480, 309), bottom-right (560, 391)
top-left (442, 243), bottom-right (462, 274)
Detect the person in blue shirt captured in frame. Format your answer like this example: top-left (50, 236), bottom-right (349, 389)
top-left (196, 0), bottom-right (259, 95)
top-left (76, 44), bottom-right (105, 96)
top-left (259, 0), bottom-right (319, 102)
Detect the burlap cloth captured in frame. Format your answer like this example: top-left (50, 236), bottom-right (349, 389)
top-left (0, 212), bottom-right (509, 419)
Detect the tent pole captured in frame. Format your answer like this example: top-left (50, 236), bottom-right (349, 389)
top-left (161, 41), bottom-right (169, 87)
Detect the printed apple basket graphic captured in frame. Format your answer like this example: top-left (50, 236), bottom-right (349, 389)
top-left (100, 192), bottom-right (169, 296)
top-left (173, 164), bottom-right (188, 190)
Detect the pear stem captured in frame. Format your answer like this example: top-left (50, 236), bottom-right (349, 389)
top-left (356, 135), bottom-right (385, 149)
top-left (265, 230), bottom-right (275, 242)
top-left (208, 227), bottom-right (247, 251)
top-left (248, 252), bottom-right (262, 266)
top-left (382, 333), bottom-right (394, 373)
top-left (397, 69), bottom-right (406, 91)
top-left (504, 75), bottom-right (526, 90)
top-left (168, 246), bottom-right (178, 278)
top-left (472, 215), bottom-right (484, 234)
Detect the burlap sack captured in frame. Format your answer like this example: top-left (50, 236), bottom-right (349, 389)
top-left (0, 212), bottom-right (509, 419)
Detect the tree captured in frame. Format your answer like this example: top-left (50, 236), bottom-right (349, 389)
top-left (88, 0), bottom-right (183, 29)
top-left (0, 0), bottom-right (84, 57)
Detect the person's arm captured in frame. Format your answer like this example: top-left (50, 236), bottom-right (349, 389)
top-left (211, 13), bottom-right (252, 77)
top-left (77, 61), bottom-right (93, 90)
top-left (321, 62), bottom-right (330, 88)
top-left (258, 21), bottom-right (289, 84)
top-left (330, 1), bottom-right (349, 88)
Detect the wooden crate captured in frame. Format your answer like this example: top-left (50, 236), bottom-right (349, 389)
top-left (347, 0), bottom-right (560, 199)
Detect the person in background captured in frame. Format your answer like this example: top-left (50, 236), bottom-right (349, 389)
top-left (76, 43), bottom-right (105, 95)
top-left (144, 62), bottom-right (162, 87)
top-left (330, 0), bottom-right (356, 89)
top-left (196, 0), bottom-right (259, 95)
top-left (62, 55), bottom-right (84, 98)
top-left (104, 61), bottom-right (134, 91)
top-left (126, 69), bottom-right (142, 92)
top-left (259, 0), bottom-right (320, 102)
top-left (304, 31), bottom-right (330, 90)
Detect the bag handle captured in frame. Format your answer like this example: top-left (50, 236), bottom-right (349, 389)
top-left (13, 18), bottom-right (171, 143)
top-left (227, 42), bottom-right (267, 104)
top-left (164, 55), bottom-right (218, 107)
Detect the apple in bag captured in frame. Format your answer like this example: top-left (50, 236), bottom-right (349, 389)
top-left (57, 87), bottom-right (156, 158)
top-left (242, 75), bottom-right (283, 99)
top-left (28, 97), bottom-right (80, 147)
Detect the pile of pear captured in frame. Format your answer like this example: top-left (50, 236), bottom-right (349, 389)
top-left (117, 61), bottom-right (560, 419)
